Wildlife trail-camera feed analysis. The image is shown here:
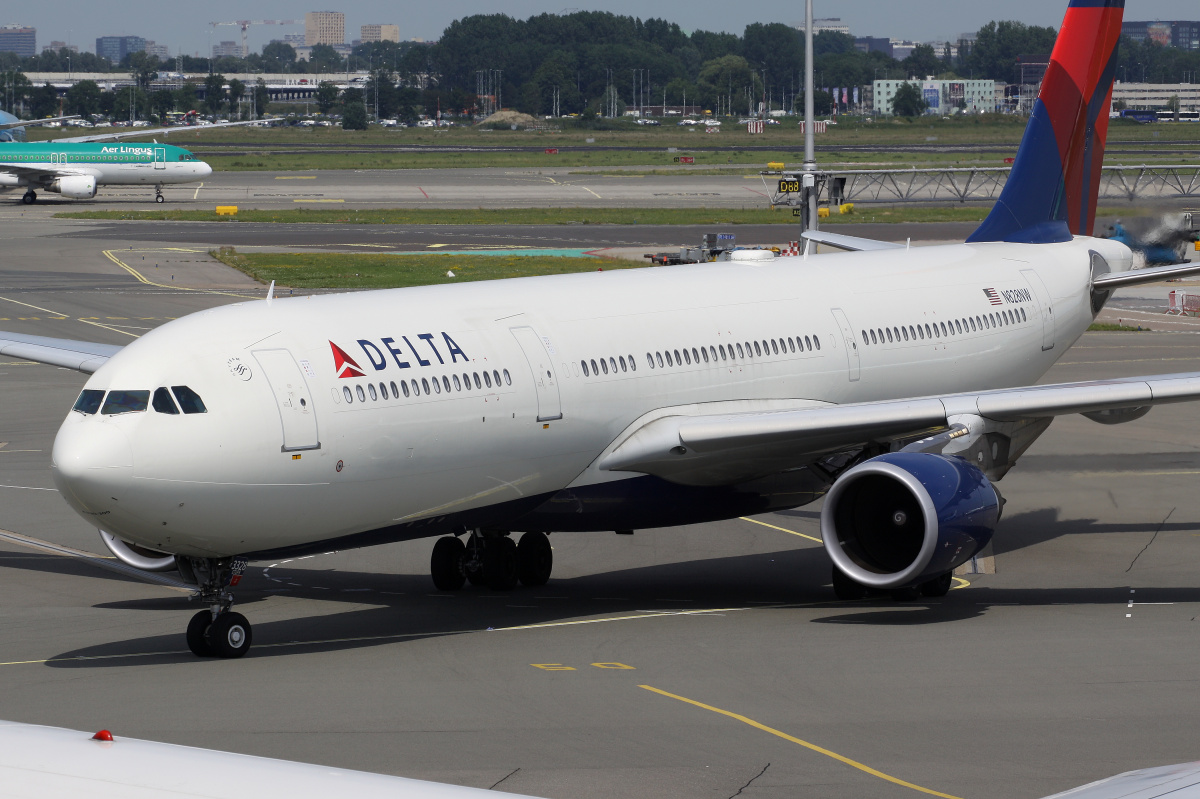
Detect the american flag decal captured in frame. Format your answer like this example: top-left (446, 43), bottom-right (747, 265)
top-left (983, 288), bottom-right (1002, 305)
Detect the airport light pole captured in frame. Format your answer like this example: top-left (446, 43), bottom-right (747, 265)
top-left (802, 0), bottom-right (819, 233)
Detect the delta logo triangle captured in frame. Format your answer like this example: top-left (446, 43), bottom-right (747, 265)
top-left (329, 341), bottom-right (365, 378)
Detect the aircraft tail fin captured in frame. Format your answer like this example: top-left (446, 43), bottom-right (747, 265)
top-left (967, 0), bottom-right (1125, 245)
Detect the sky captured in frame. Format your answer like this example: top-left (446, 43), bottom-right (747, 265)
top-left (15, 1), bottom-right (1199, 58)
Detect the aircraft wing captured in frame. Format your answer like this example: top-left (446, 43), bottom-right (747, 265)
top-left (0, 162), bottom-right (98, 182)
top-left (55, 118), bottom-right (267, 144)
top-left (0, 720), bottom-right (543, 799)
top-left (599, 372), bottom-right (1200, 485)
top-left (1040, 761), bottom-right (1200, 799)
top-left (0, 331), bottom-right (122, 374)
top-left (801, 230), bottom-right (905, 252)
top-left (0, 115), bottom-right (79, 133)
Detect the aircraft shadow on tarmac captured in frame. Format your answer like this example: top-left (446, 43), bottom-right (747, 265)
top-left (0, 505), bottom-right (1189, 666)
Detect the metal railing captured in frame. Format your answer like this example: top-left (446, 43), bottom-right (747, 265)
top-left (763, 164), bottom-right (1200, 207)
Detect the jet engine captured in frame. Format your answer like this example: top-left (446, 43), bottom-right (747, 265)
top-left (50, 175), bottom-right (97, 199)
top-left (821, 452), bottom-right (999, 590)
top-left (99, 530), bottom-right (177, 572)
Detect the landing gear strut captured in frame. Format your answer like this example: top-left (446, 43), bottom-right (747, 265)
top-left (180, 556), bottom-right (252, 658)
top-left (21, 191), bottom-right (35, 205)
top-left (154, 185), bottom-right (165, 203)
top-left (431, 531), bottom-right (553, 591)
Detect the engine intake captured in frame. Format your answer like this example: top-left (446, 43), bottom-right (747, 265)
top-left (821, 452), bottom-right (999, 590)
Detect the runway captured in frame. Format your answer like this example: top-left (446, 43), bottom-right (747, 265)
top-left (1, 217), bottom-right (1200, 799)
top-left (6, 167), bottom-right (789, 211)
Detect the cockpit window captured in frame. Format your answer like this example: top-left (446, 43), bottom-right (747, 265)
top-left (152, 387), bottom-right (179, 414)
top-left (73, 389), bottom-right (105, 415)
top-left (101, 390), bottom-right (150, 415)
top-left (171, 386), bottom-right (207, 414)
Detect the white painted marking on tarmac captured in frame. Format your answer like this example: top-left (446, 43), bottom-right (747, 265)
top-left (192, 183), bottom-right (203, 199)
top-left (0, 484), bottom-right (57, 491)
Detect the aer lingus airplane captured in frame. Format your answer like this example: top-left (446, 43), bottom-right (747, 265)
top-left (1, 0), bottom-right (1196, 660)
top-left (0, 109), bottom-right (262, 203)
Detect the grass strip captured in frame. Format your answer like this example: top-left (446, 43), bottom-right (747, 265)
top-left (58, 206), bottom-right (991, 226)
top-left (1087, 323), bottom-right (1150, 332)
top-left (210, 248), bottom-right (638, 290)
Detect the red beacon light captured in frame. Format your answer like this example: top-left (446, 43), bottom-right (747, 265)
top-left (91, 730), bottom-right (114, 742)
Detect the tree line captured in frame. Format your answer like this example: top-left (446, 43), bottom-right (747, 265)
top-left (2, 11), bottom-right (1198, 121)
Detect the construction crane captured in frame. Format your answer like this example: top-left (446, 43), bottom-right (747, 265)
top-left (209, 20), bottom-right (301, 59)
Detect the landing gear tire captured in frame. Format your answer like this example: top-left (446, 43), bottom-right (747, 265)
top-left (919, 572), bottom-right (954, 598)
top-left (21, 191), bottom-right (35, 205)
top-left (831, 567), bottom-right (868, 601)
top-left (483, 536), bottom-right (519, 591)
top-left (517, 532), bottom-right (553, 587)
top-left (186, 610), bottom-right (215, 657)
top-left (155, 193), bottom-right (165, 203)
top-left (430, 536), bottom-right (466, 591)
top-left (207, 612), bottom-right (252, 659)
top-left (463, 535), bottom-right (486, 587)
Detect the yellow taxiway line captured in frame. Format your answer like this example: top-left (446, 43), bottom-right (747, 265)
top-left (640, 685), bottom-right (964, 799)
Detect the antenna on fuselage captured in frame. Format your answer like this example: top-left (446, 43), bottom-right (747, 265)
top-left (266, 280), bottom-right (275, 305)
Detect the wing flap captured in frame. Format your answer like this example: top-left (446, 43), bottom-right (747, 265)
top-left (0, 332), bottom-right (122, 374)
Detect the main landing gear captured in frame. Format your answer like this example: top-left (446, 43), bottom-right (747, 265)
top-left (431, 530), bottom-right (553, 591)
top-left (179, 556), bottom-right (253, 658)
top-left (154, 185), bottom-right (165, 203)
top-left (21, 191), bottom-right (36, 205)
top-left (831, 567), bottom-right (954, 602)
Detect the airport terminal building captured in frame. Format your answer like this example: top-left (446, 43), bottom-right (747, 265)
top-left (872, 78), bottom-right (1001, 115)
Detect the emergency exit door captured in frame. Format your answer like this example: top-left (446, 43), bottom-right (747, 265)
top-left (830, 308), bottom-right (861, 382)
top-left (510, 326), bottom-right (563, 421)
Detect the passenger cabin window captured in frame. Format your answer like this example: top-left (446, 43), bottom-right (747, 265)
top-left (102, 390), bottom-right (150, 415)
top-left (172, 386), bottom-right (207, 414)
top-left (73, 389), bottom-right (105, 415)
top-left (153, 387), bottom-right (179, 414)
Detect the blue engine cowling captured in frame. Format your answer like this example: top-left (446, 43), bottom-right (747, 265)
top-left (821, 452), bottom-right (999, 590)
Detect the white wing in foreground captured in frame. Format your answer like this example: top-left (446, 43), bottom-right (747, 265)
top-left (1040, 761), bottom-right (1200, 799)
top-left (0, 720), bottom-right (542, 799)
top-left (0, 331), bottom-right (121, 374)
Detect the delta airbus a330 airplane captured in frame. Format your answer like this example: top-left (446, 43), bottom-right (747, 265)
top-left (2, 0), bottom-right (1197, 660)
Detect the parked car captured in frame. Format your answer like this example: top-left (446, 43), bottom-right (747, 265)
top-left (635, 118), bottom-right (660, 126)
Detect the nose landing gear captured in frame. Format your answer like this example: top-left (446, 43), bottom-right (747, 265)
top-left (154, 185), bottom-right (165, 203)
top-left (180, 556), bottom-right (253, 658)
top-left (431, 530), bottom-right (553, 592)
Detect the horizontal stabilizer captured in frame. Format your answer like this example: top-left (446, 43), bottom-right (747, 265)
top-left (0, 331), bottom-right (122, 374)
top-left (1092, 261), bottom-right (1200, 288)
top-left (801, 230), bottom-right (905, 252)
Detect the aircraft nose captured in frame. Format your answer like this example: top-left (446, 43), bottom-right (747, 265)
top-left (51, 420), bottom-right (134, 512)
top-left (197, 161), bottom-right (212, 177)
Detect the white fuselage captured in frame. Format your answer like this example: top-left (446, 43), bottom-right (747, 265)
top-left (50, 237), bottom-right (1132, 558)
